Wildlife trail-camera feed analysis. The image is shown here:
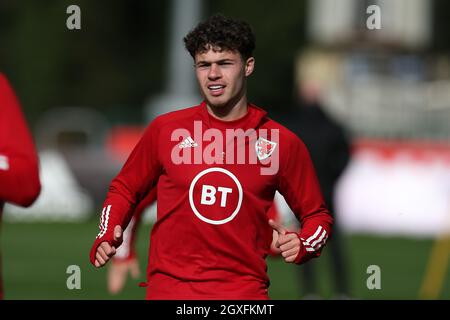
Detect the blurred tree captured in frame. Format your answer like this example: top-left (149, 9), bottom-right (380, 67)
top-left (2, 0), bottom-right (450, 127)
top-left (0, 1), bottom-right (169, 125)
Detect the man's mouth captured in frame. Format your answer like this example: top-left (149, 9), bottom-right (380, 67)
top-left (207, 85), bottom-right (226, 96)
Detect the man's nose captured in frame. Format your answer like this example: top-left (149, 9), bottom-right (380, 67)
top-left (208, 63), bottom-right (221, 80)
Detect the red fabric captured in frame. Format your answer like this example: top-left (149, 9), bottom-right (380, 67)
top-left (0, 74), bottom-right (41, 211)
top-left (0, 73), bottom-right (41, 300)
top-left (90, 101), bottom-right (333, 299)
top-left (266, 201), bottom-right (279, 222)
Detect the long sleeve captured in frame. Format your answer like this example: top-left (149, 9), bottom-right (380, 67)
top-left (89, 119), bottom-right (162, 265)
top-left (278, 134), bottom-right (333, 264)
top-left (0, 74), bottom-right (41, 207)
top-left (113, 188), bottom-right (157, 262)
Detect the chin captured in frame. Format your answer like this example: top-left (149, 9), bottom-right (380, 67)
top-left (206, 97), bottom-right (228, 109)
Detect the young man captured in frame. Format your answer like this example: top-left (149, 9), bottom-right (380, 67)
top-left (0, 73), bottom-right (42, 299)
top-left (90, 14), bottom-right (333, 300)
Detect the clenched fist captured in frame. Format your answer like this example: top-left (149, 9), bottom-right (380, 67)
top-left (269, 219), bottom-right (301, 263)
top-left (94, 225), bottom-right (123, 268)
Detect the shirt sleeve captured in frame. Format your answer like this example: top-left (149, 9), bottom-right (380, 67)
top-left (0, 73), bottom-right (41, 207)
top-left (277, 133), bottom-right (334, 264)
top-left (112, 188), bottom-right (156, 262)
top-left (89, 119), bottom-right (162, 265)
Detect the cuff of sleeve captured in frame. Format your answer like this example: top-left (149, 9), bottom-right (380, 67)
top-left (286, 231), bottom-right (322, 265)
top-left (89, 236), bottom-right (122, 266)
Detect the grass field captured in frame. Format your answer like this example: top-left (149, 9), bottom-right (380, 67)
top-left (1, 220), bottom-right (449, 300)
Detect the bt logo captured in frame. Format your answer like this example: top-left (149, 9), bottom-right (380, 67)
top-left (200, 185), bottom-right (233, 207)
top-left (189, 168), bottom-right (243, 225)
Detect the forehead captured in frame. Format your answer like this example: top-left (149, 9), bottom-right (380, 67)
top-left (194, 47), bottom-right (242, 62)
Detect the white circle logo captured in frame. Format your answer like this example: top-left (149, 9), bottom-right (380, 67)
top-left (189, 167), bottom-right (243, 225)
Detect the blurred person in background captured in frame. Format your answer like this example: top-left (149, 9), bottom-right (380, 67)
top-left (280, 79), bottom-right (351, 299)
top-left (0, 73), bottom-right (41, 299)
top-left (90, 14), bottom-right (333, 299)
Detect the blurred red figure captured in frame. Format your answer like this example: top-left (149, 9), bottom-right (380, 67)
top-left (0, 73), bottom-right (41, 299)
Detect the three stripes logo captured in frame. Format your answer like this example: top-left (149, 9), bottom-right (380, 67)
top-left (179, 136), bottom-right (198, 148)
top-left (301, 225), bottom-right (328, 253)
top-left (96, 205), bottom-right (111, 239)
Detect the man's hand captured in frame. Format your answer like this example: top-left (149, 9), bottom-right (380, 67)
top-left (107, 258), bottom-right (141, 294)
top-left (94, 225), bottom-right (123, 268)
top-left (269, 219), bottom-right (301, 263)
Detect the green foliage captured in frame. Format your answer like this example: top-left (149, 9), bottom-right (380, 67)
top-left (0, 1), bottom-right (307, 126)
top-left (0, 1), bottom-right (169, 125)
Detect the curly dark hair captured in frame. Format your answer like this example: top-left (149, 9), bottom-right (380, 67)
top-left (184, 14), bottom-right (256, 61)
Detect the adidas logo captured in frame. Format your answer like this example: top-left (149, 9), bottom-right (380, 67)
top-left (179, 136), bottom-right (198, 148)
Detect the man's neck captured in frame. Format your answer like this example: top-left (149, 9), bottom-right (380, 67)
top-left (206, 96), bottom-right (248, 121)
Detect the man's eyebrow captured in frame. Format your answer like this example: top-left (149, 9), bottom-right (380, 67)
top-left (196, 58), bottom-right (235, 65)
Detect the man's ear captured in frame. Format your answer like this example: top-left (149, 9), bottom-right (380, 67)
top-left (244, 57), bottom-right (255, 77)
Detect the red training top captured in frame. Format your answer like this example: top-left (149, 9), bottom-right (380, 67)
top-left (0, 73), bottom-right (41, 213)
top-left (90, 101), bottom-right (333, 299)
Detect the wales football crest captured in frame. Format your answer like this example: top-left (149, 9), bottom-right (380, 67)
top-left (255, 137), bottom-right (277, 161)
